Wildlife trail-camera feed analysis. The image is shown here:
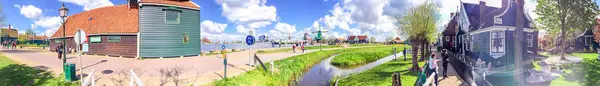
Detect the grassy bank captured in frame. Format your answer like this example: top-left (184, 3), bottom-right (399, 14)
top-left (330, 45), bottom-right (407, 68)
top-left (335, 54), bottom-right (425, 86)
top-left (209, 46), bottom-right (388, 85)
top-left (0, 54), bottom-right (79, 86)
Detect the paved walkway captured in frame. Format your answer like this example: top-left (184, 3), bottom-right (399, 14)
top-left (433, 51), bottom-right (469, 86)
top-left (426, 52), bottom-right (469, 86)
top-left (0, 46), bottom-right (371, 85)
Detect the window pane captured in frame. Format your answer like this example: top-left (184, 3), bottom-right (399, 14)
top-left (89, 36), bottom-right (101, 43)
top-left (108, 36), bottom-right (121, 42)
top-left (183, 33), bottom-right (189, 43)
top-left (165, 10), bottom-right (179, 23)
top-left (491, 31), bottom-right (504, 53)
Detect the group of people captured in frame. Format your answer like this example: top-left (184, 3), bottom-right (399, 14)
top-left (425, 49), bottom-right (450, 86)
top-left (291, 43), bottom-right (305, 53)
top-left (2, 41), bottom-right (17, 49)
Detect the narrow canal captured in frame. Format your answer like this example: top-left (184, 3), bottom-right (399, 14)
top-left (297, 53), bottom-right (403, 86)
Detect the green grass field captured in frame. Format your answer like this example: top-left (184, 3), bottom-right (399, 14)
top-left (208, 46), bottom-right (391, 85)
top-left (529, 53), bottom-right (598, 86)
top-left (335, 54), bottom-right (425, 86)
top-left (330, 45), bottom-right (406, 68)
top-left (0, 54), bottom-right (79, 86)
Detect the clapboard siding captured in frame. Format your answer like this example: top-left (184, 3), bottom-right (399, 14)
top-left (50, 38), bottom-right (76, 52)
top-left (49, 36), bottom-right (137, 57)
top-left (139, 5), bottom-right (200, 57)
top-left (470, 32), bottom-right (490, 62)
top-left (87, 35), bottom-right (137, 57)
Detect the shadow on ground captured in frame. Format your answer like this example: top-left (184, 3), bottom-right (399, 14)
top-left (0, 64), bottom-right (53, 85)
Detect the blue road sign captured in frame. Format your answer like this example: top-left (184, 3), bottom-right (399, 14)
top-left (221, 45), bottom-right (226, 50)
top-left (246, 35), bottom-right (255, 45)
top-left (259, 35), bottom-right (266, 41)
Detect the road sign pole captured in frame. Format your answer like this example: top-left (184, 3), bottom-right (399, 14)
top-left (221, 45), bottom-right (227, 80)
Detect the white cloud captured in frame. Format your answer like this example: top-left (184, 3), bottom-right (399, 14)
top-left (34, 16), bottom-right (62, 36)
top-left (268, 22), bottom-right (297, 39)
top-left (201, 20), bottom-right (228, 34)
top-left (217, 0), bottom-right (277, 29)
top-left (236, 25), bottom-right (256, 35)
top-left (247, 21), bottom-right (272, 28)
top-left (18, 5), bottom-right (42, 19)
top-left (274, 22), bottom-right (296, 34)
top-left (13, 4), bottom-right (21, 8)
top-left (59, 0), bottom-right (114, 11)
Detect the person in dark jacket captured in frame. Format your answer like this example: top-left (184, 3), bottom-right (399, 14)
top-left (403, 47), bottom-right (407, 61)
top-left (442, 49), bottom-right (449, 78)
top-left (56, 44), bottom-right (63, 59)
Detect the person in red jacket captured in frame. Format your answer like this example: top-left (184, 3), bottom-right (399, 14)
top-left (301, 43), bottom-right (305, 53)
top-left (292, 44), bottom-right (296, 53)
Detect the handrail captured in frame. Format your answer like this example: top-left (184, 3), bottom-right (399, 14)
top-left (129, 69), bottom-right (144, 86)
top-left (82, 69), bottom-right (95, 86)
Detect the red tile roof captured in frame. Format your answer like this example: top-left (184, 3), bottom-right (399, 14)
top-left (348, 35), bottom-right (368, 40)
top-left (140, 0), bottom-right (200, 9)
top-left (51, 5), bottom-right (139, 38)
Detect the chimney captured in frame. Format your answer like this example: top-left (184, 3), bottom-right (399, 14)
top-left (451, 13), bottom-right (455, 18)
top-left (479, 0), bottom-right (486, 26)
top-left (128, 0), bottom-right (139, 9)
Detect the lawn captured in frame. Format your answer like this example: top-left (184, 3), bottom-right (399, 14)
top-left (208, 46), bottom-right (392, 85)
top-left (330, 45), bottom-right (407, 68)
top-left (334, 54), bottom-right (425, 86)
top-left (0, 54), bottom-right (79, 86)
top-left (529, 53), bottom-right (598, 86)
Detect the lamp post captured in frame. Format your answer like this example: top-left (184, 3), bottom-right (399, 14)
top-left (59, 3), bottom-right (68, 65)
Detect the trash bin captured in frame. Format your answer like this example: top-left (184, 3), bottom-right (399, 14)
top-left (64, 63), bottom-right (76, 81)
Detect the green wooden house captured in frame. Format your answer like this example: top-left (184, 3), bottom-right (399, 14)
top-left (50, 0), bottom-right (200, 58)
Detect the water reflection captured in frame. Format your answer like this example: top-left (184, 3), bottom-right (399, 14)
top-left (299, 53), bottom-right (402, 86)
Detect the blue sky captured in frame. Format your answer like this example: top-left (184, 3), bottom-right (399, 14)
top-left (3, 0), bottom-right (600, 42)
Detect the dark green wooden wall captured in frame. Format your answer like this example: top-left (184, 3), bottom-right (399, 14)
top-left (139, 5), bottom-right (200, 57)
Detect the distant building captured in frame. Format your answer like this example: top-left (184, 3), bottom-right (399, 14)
top-left (1, 25), bottom-right (18, 44)
top-left (572, 29), bottom-right (598, 52)
top-left (202, 37), bottom-right (211, 44)
top-left (347, 35), bottom-right (368, 44)
top-left (28, 36), bottom-right (48, 45)
top-left (50, 0), bottom-right (200, 58)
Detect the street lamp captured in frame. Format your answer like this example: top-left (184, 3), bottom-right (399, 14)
top-left (59, 3), bottom-right (68, 64)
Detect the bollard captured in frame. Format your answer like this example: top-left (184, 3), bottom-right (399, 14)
top-left (392, 72), bottom-right (402, 86)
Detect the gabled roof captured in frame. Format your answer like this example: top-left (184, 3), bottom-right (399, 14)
top-left (140, 0), bottom-right (200, 9)
top-left (461, 0), bottom-right (534, 31)
top-left (51, 5), bottom-right (139, 38)
top-left (348, 35), bottom-right (368, 40)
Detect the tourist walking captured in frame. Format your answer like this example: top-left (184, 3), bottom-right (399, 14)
top-left (57, 44), bottom-right (63, 59)
top-left (301, 43), bottom-right (305, 53)
top-left (292, 44), bottom-right (296, 53)
top-left (442, 49), bottom-right (449, 78)
top-left (429, 54), bottom-right (438, 86)
top-left (11, 41), bottom-right (16, 49)
top-left (403, 47), bottom-right (407, 61)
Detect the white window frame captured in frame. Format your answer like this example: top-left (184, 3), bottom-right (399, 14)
top-left (453, 36), bottom-right (456, 47)
top-left (446, 36), bottom-right (449, 42)
top-left (585, 36), bottom-right (592, 46)
top-left (527, 34), bottom-right (534, 47)
top-left (470, 36), bottom-right (474, 50)
top-left (164, 10), bottom-right (180, 24)
top-left (490, 31), bottom-right (505, 53)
